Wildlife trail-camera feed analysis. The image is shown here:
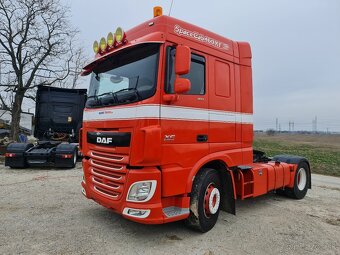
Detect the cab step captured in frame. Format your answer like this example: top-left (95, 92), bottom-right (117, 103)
top-left (235, 167), bottom-right (254, 199)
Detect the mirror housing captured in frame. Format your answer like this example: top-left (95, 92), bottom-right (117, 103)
top-left (175, 45), bottom-right (191, 75)
top-left (163, 45), bottom-right (191, 101)
top-left (174, 77), bottom-right (191, 94)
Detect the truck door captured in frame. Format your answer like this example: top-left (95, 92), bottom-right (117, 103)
top-left (208, 57), bottom-right (239, 153)
top-left (160, 46), bottom-right (209, 166)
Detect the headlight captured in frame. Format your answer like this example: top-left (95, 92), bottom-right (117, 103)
top-left (127, 180), bottom-right (157, 202)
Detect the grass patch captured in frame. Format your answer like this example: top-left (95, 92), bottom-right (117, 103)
top-left (254, 136), bottom-right (340, 177)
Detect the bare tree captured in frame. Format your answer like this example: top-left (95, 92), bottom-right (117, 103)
top-left (0, 0), bottom-right (86, 140)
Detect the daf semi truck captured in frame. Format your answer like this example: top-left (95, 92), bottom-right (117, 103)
top-left (5, 86), bottom-right (86, 168)
top-left (80, 7), bottom-right (311, 232)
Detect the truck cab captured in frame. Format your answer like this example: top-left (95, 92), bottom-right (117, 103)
top-left (81, 9), bottom-right (310, 232)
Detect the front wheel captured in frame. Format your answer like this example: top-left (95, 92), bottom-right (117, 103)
top-left (185, 168), bottom-right (221, 232)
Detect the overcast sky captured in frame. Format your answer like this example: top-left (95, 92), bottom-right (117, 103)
top-left (61, 0), bottom-right (340, 132)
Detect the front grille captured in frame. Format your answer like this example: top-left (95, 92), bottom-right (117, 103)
top-left (88, 150), bottom-right (129, 200)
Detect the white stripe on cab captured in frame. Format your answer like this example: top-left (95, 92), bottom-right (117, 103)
top-left (83, 104), bottom-right (253, 124)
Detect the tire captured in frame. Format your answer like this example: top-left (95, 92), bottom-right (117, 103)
top-left (284, 161), bottom-right (310, 199)
top-left (185, 168), bottom-right (221, 232)
top-left (70, 149), bottom-right (77, 168)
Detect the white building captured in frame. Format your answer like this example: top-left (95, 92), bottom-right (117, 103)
top-left (0, 110), bottom-right (34, 133)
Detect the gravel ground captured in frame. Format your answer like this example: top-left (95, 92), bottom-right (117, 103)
top-left (0, 163), bottom-right (339, 255)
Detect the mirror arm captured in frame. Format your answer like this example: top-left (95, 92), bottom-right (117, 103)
top-left (163, 94), bottom-right (178, 103)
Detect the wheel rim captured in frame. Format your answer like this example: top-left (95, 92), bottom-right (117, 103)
top-left (204, 183), bottom-right (220, 217)
top-left (297, 168), bottom-right (307, 191)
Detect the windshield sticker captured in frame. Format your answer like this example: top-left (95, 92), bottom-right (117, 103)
top-left (174, 25), bottom-right (229, 51)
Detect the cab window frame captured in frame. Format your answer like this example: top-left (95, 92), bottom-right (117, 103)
top-left (164, 46), bottom-right (206, 95)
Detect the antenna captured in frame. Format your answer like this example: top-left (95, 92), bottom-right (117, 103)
top-left (169, 0), bottom-right (174, 16)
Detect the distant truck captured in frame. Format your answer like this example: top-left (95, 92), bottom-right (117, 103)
top-left (80, 7), bottom-right (311, 232)
top-left (5, 86), bottom-right (87, 168)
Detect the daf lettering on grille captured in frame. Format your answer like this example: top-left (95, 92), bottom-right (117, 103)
top-left (97, 137), bottom-right (113, 144)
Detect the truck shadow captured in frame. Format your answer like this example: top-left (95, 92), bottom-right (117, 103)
top-left (84, 192), bottom-right (291, 238)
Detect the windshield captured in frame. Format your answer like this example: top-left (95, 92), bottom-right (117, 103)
top-left (86, 43), bottom-right (160, 108)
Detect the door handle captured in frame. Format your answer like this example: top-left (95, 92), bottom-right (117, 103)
top-left (197, 134), bottom-right (208, 142)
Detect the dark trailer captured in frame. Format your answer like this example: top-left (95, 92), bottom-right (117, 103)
top-left (5, 86), bottom-right (87, 168)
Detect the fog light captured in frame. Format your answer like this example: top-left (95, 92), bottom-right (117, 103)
top-left (93, 40), bottom-right (99, 53)
top-left (122, 207), bottom-right (150, 218)
top-left (107, 32), bottom-right (115, 47)
top-left (81, 188), bottom-right (86, 196)
top-left (99, 37), bottom-right (107, 52)
top-left (127, 180), bottom-right (157, 202)
top-left (115, 27), bottom-right (125, 43)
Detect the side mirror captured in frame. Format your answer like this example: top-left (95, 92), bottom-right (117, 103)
top-left (174, 77), bottom-right (191, 94)
top-left (175, 45), bottom-right (191, 75)
top-left (174, 45), bottom-right (191, 94)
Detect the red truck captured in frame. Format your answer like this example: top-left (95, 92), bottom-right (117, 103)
top-left (80, 7), bottom-right (311, 232)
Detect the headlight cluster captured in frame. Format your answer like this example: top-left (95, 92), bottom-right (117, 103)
top-left (93, 27), bottom-right (127, 54)
top-left (127, 180), bottom-right (157, 202)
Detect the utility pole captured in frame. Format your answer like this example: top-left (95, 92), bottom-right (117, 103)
top-left (313, 116), bottom-right (317, 133)
top-left (312, 116), bottom-right (318, 133)
top-left (276, 118), bottom-right (278, 131)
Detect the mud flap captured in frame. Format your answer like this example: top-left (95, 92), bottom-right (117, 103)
top-left (220, 169), bottom-right (236, 215)
top-left (55, 143), bottom-right (77, 168)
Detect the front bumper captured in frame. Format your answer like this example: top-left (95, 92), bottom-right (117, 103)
top-left (82, 158), bottom-right (166, 224)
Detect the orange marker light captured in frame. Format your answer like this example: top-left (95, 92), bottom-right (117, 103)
top-left (153, 6), bottom-right (163, 17)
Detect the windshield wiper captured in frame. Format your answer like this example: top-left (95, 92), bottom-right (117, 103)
top-left (87, 91), bottom-right (114, 100)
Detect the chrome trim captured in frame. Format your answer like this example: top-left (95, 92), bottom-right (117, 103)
top-left (91, 168), bottom-right (123, 182)
top-left (90, 159), bottom-right (123, 171)
top-left (94, 186), bottom-right (118, 199)
top-left (81, 188), bottom-right (86, 196)
top-left (90, 152), bottom-right (124, 162)
top-left (92, 177), bottom-right (120, 190)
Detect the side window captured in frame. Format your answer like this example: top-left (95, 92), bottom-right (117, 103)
top-left (165, 47), bottom-right (205, 95)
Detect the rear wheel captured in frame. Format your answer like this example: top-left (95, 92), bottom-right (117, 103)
top-left (185, 168), bottom-right (221, 232)
top-left (284, 161), bottom-right (309, 199)
top-left (70, 149), bottom-right (77, 168)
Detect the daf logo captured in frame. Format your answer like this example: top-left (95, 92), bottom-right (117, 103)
top-left (96, 137), bottom-right (113, 144)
